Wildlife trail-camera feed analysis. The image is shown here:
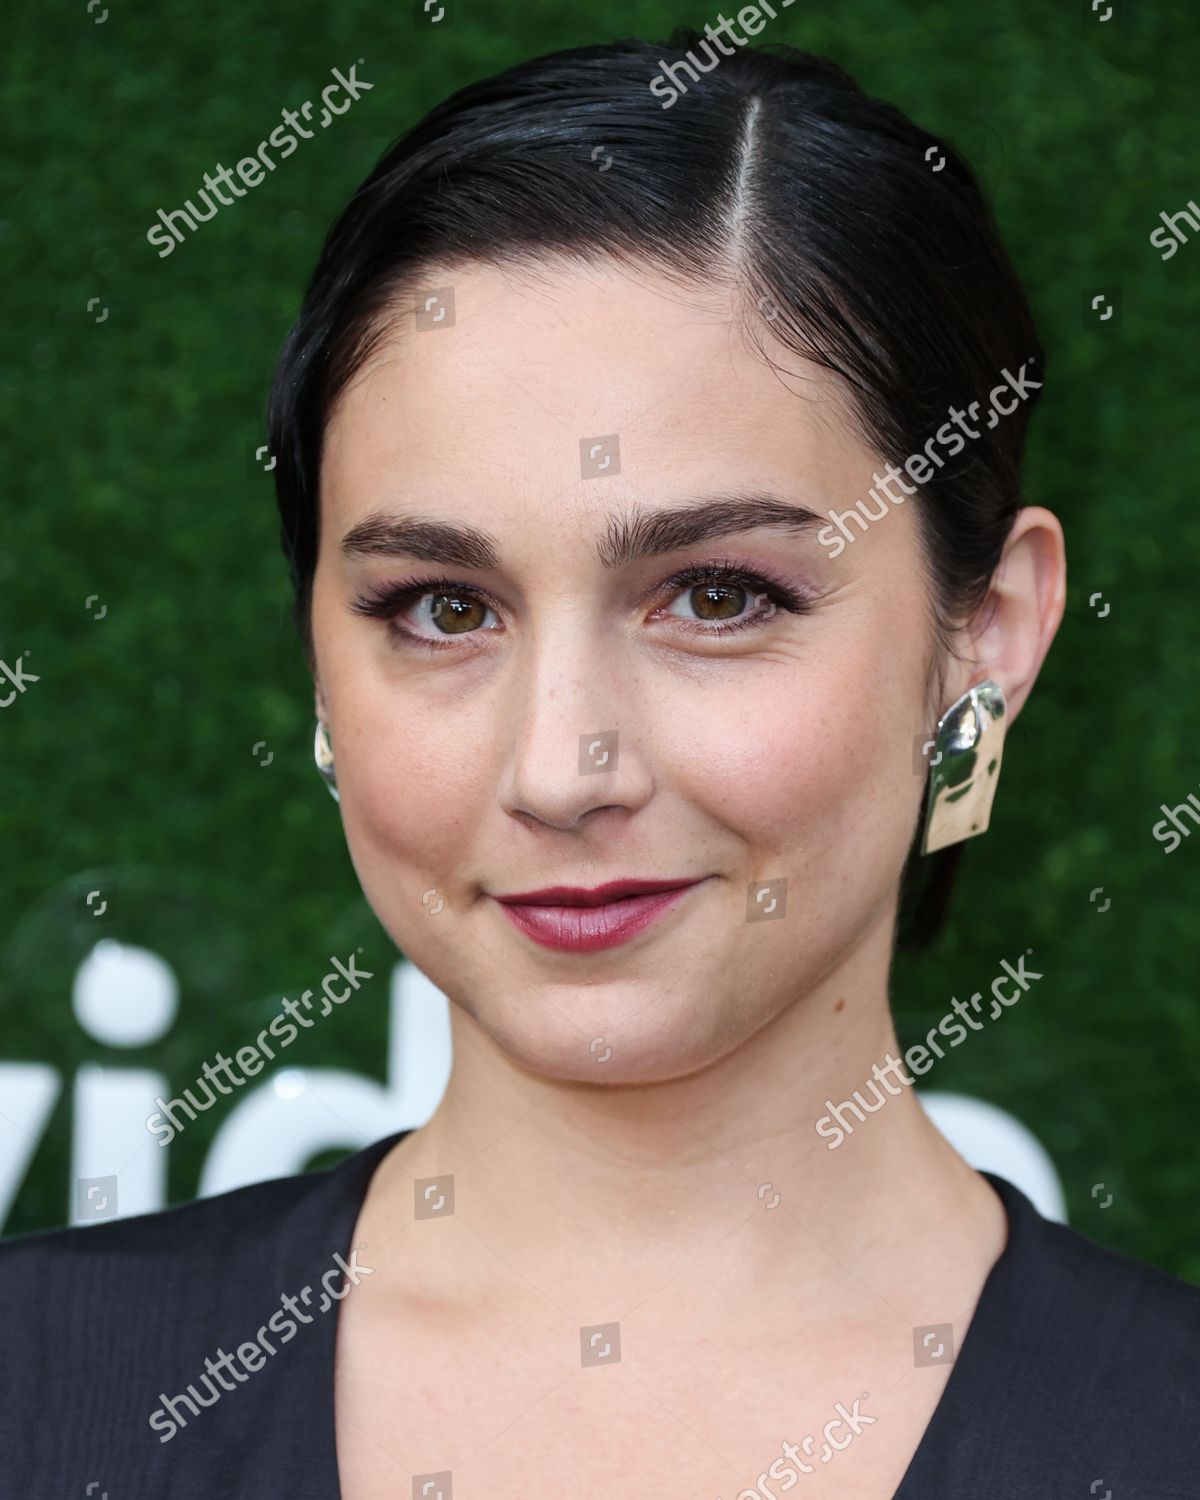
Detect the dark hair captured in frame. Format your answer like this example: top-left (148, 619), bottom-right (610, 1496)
top-left (268, 28), bottom-right (1044, 951)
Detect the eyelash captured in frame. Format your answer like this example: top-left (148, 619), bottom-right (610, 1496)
top-left (350, 558), bottom-right (813, 651)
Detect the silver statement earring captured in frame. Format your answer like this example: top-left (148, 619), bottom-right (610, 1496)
top-left (314, 718), bottom-right (339, 802)
top-left (919, 678), bottom-right (1007, 855)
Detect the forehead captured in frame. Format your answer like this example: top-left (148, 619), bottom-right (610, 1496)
top-left (319, 258), bottom-right (875, 534)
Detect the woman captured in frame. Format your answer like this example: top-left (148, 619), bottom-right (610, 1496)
top-left (3, 28), bottom-right (1197, 1499)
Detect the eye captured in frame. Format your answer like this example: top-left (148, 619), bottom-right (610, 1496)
top-left (656, 561), bottom-right (811, 635)
top-left (350, 577), bottom-right (501, 648)
top-left (409, 590), bottom-right (497, 636)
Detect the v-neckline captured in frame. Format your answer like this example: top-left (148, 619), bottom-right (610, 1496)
top-left (889, 1169), bottom-right (1031, 1495)
top-left (300, 1132), bottom-right (1031, 1499)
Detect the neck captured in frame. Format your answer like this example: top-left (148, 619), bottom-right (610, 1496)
top-left (355, 931), bottom-right (1006, 1322)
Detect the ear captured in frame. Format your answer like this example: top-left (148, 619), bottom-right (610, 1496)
top-left (958, 505), bottom-right (1067, 725)
top-left (313, 676), bottom-right (329, 727)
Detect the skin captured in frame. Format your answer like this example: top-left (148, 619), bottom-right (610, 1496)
top-left (310, 258), bottom-right (1066, 1497)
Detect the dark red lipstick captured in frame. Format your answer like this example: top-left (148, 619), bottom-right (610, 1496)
top-left (492, 876), bottom-right (708, 951)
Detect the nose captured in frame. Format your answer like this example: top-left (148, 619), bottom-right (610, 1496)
top-left (495, 622), bottom-right (654, 831)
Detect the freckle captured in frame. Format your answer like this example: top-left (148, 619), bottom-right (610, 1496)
top-left (834, 998), bottom-right (846, 1012)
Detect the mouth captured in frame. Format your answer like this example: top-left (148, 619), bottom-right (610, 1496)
top-left (491, 877), bottom-right (709, 952)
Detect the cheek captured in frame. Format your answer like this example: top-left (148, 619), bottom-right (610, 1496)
top-left (330, 663), bottom-right (492, 898)
top-left (665, 643), bottom-right (924, 880)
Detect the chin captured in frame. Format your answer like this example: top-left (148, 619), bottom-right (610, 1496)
top-left (471, 984), bottom-right (726, 1086)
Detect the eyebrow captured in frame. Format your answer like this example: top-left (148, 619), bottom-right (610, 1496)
top-left (339, 492), bottom-right (824, 570)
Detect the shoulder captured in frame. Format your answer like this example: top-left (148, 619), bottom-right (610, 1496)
top-left (974, 1174), bottom-right (1200, 1487)
top-left (0, 1140), bottom-right (398, 1487)
top-left (0, 1166), bottom-right (330, 1402)
top-left (1009, 1181), bottom-right (1200, 1353)
top-left (0, 1164), bottom-right (320, 1297)
top-left (0, 1131), bottom-right (400, 1351)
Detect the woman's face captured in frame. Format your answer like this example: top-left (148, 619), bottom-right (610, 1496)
top-left (312, 259), bottom-right (946, 1082)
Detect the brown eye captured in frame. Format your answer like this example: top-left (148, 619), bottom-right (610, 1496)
top-left (424, 593), bottom-right (491, 634)
top-left (654, 563), bottom-right (800, 637)
top-left (350, 575), bottom-right (505, 649)
top-left (683, 582), bottom-right (750, 622)
top-left (665, 580), bottom-right (755, 625)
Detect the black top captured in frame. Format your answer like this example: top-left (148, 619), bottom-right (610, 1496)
top-left (2, 1129), bottom-right (1198, 1497)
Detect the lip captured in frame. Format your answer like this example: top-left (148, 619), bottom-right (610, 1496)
top-left (492, 877), bottom-right (708, 952)
top-left (495, 878), bottom-right (704, 907)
